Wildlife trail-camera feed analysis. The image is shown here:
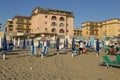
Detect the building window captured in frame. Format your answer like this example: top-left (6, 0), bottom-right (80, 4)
top-left (51, 16), bottom-right (57, 20)
top-left (59, 23), bottom-right (64, 27)
top-left (45, 15), bottom-right (47, 18)
top-left (67, 30), bottom-right (69, 32)
top-left (59, 29), bottom-right (65, 33)
top-left (26, 31), bottom-right (29, 33)
top-left (37, 27), bottom-right (40, 30)
top-left (59, 17), bottom-right (65, 21)
top-left (51, 22), bottom-right (57, 26)
top-left (45, 21), bottom-right (47, 24)
top-left (45, 28), bottom-right (48, 31)
top-left (51, 28), bottom-right (56, 32)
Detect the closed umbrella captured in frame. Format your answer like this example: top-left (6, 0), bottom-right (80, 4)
top-left (96, 39), bottom-right (100, 56)
top-left (66, 38), bottom-right (68, 49)
top-left (72, 38), bottom-right (75, 51)
top-left (46, 39), bottom-right (50, 48)
top-left (3, 34), bottom-right (7, 54)
top-left (65, 38), bottom-right (68, 52)
top-left (23, 38), bottom-right (26, 49)
top-left (56, 38), bottom-right (60, 55)
top-left (31, 38), bottom-right (35, 55)
top-left (38, 40), bottom-right (41, 48)
top-left (3, 34), bottom-right (7, 60)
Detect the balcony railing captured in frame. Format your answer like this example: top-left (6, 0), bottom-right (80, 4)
top-left (16, 22), bottom-right (31, 25)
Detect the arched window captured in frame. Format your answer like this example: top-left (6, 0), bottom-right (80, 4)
top-left (59, 23), bottom-right (64, 27)
top-left (59, 29), bottom-right (64, 33)
top-left (51, 28), bottom-right (56, 32)
top-left (45, 28), bottom-right (48, 31)
top-left (59, 17), bottom-right (65, 21)
top-left (51, 22), bottom-right (57, 26)
top-left (51, 16), bottom-right (57, 20)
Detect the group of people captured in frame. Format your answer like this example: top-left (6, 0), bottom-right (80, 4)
top-left (78, 39), bottom-right (101, 56)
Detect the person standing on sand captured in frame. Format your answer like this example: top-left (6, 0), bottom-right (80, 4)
top-left (96, 39), bottom-right (100, 56)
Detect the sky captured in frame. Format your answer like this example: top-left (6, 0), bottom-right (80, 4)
top-left (0, 0), bottom-right (120, 31)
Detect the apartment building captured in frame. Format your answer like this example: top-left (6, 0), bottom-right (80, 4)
top-left (12, 16), bottom-right (31, 33)
top-left (5, 19), bottom-right (13, 32)
top-left (82, 18), bottom-right (120, 39)
top-left (5, 7), bottom-right (74, 39)
top-left (101, 18), bottom-right (120, 37)
top-left (30, 7), bottom-right (74, 39)
top-left (74, 28), bottom-right (82, 37)
top-left (82, 21), bottom-right (102, 39)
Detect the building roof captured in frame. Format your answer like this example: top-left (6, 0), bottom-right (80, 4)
top-left (31, 7), bottom-right (74, 17)
top-left (13, 15), bottom-right (31, 20)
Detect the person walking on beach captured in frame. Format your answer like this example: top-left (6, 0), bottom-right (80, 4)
top-left (96, 39), bottom-right (100, 56)
top-left (79, 42), bottom-right (84, 54)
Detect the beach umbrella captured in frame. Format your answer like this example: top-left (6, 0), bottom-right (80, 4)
top-left (31, 38), bottom-right (34, 46)
top-left (23, 38), bottom-right (26, 49)
top-left (56, 38), bottom-right (60, 48)
top-left (38, 40), bottom-right (40, 48)
top-left (72, 38), bottom-right (75, 51)
top-left (46, 39), bottom-right (50, 48)
top-left (56, 38), bottom-right (60, 55)
top-left (3, 34), bottom-right (7, 60)
top-left (66, 38), bottom-right (68, 49)
top-left (3, 34), bottom-right (7, 54)
top-left (31, 38), bottom-right (36, 55)
top-left (96, 39), bottom-right (100, 55)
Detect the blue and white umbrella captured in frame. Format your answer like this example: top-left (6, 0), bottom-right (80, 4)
top-left (31, 38), bottom-right (34, 46)
top-left (66, 38), bottom-right (68, 49)
top-left (38, 40), bottom-right (41, 48)
top-left (3, 34), bottom-right (7, 54)
top-left (72, 38), bottom-right (75, 51)
top-left (96, 39), bottom-right (100, 52)
top-left (23, 38), bottom-right (26, 49)
top-left (46, 39), bottom-right (50, 48)
top-left (56, 38), bottom-right (60, 49)
top-left (56, 38), bottom-right (60, 55)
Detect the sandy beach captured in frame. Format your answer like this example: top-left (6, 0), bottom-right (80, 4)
top-left (0, 49), bottom-right (120, 80)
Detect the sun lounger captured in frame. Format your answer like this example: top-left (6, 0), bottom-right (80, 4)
top-left (101, 56), bottom-right (120, 68)
top-left (116, 55), bottom-right (120, 64)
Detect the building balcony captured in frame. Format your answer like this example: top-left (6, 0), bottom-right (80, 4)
top-left (16, 22), bottom-right (31, 25)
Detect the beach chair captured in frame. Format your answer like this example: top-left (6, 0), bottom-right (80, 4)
top-left (116, 55), bottom-right (120, 64)
top-left (72, 48), bottom-right (79, 57)
top-left (41, 46), bottom-right (48, 58)
top-left (101, 56), bottom-right (120, 68)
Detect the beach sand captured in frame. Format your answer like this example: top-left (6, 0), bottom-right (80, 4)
top-left (0, 50), bottom-right (120, 80)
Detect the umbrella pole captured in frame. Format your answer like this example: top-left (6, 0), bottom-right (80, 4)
top-left (57, 51), bottom-right (59, 55)
top-left (41, 54), bottom-right (43, 58)
top-left (72, 53), bottom-right (74, 58)
top-left (3, 54), bottom-right (5, 60)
